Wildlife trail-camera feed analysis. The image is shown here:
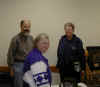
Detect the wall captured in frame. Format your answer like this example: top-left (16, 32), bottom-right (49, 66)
top-left (0, 0), bottom-right (100, 66)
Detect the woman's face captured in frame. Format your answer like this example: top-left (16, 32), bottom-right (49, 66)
top-left (64, 26), bottom-right (74, 37)
top-left (37, 38), bottom-right (49, 53)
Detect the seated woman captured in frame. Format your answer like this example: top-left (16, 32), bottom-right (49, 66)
top-left (23, 33), bottom-right (51, 87)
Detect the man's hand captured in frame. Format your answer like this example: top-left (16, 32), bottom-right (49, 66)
top-left (81, 70), bottom-right (85, 81)
top-left (10, 67), bottom-right (14, 77)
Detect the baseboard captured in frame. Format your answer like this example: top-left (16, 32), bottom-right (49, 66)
top-left (0, 66), bottom-right (59, 73)
top-left (0, 66), bottom-right (10, 72)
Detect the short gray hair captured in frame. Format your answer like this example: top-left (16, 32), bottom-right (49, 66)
top-left (64, 22), bottom-right (75, 31)
top-left (34, 33), bottom-right (49, 48)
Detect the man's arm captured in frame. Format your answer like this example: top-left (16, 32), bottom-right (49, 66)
top-left (7, 37), bottom-right (16, 67)
top-left (56, 37), bottom-right (64, 68)
top-left (77, 39), bottom-right (86, 77)
top-left (77, 39), bottom-right (86, 80)
top-left (30, 35), bottom-right (34, 48)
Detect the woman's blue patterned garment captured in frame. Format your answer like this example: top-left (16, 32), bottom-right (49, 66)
top-left (23, 48), bottom-right (51, 87)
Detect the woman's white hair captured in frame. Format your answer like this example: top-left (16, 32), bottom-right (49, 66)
top-left (34, 33), bottom-right (49, 48)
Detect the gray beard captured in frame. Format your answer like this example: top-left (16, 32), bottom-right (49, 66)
top-left (23, 32), bottom-right (30, 37)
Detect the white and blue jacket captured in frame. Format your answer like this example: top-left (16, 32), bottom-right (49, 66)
top-left (23, 48), bottom-right (51, 87)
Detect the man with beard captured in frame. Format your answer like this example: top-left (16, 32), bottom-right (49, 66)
top-left (7, 20), bottom-right (34, 87)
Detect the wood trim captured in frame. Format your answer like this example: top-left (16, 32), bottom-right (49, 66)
top-left (85, 50), bottom-right (88, 57)
top-left (50, 66), bottom-right (59, 73)
top-left (0, 66), bottom-right (59, 73)
top-left (0, 66), bottom-right (10, 72)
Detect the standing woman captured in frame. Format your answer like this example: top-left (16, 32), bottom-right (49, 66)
top-left (56, 23), bottom-right (85, 84)
top-left (23, 33), bottom-right (51, 87)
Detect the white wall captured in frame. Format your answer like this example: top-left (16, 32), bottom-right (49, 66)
top-left (0, 0), bottom-right (100, 66)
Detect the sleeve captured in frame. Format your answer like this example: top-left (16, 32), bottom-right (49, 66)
top-left (78, 39), bottom-right (86, 71)
top-left (30, 35), bottom-right (34, 48)
top-left (87, 54), bottom-right (94, 71)
top-left (30, 61), bottom-right (51, 87)
top-left (56, 37), bottom-right (64, 68)
top-left (7, 37), bottom-right (16, 67)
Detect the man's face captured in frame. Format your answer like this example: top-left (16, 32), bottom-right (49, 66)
top-left (64, 26), bottom-right (74, 37)
top-left (21, 20), bottom-right (31, 36)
